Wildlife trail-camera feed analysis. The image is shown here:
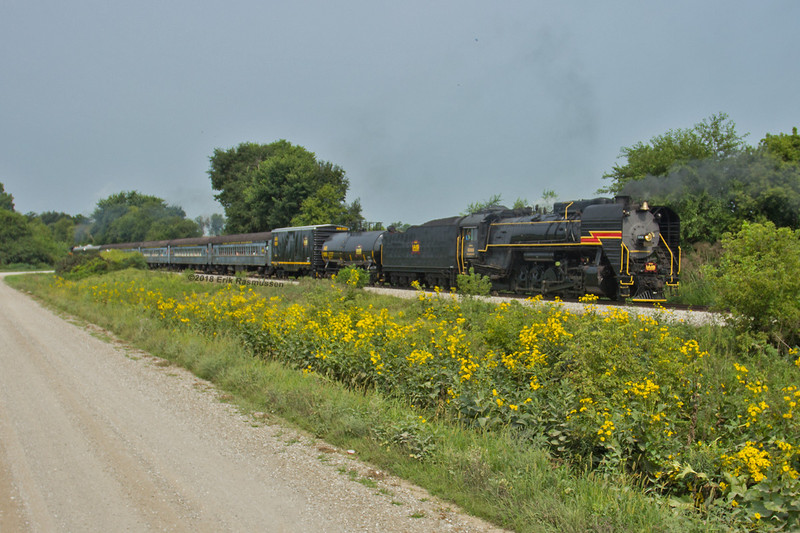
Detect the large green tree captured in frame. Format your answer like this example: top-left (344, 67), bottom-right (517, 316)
top-left (90, 191), bottom-right (201, 244)
top-left (603, 115), bottom-right (800, 242)
top-left (642, 150), bottom-right (800, 242)
top-left (290, 183), bottom-right (364, 228)
top-left (0, 209), bottom-right (64, 266)
top-left (602, 113), bottom-right (747, 194)
top-left (208, 140), bottom-right (363, 232)
top-left (0, 184), bottom-right (68, 266)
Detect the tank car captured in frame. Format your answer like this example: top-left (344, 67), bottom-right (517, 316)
top-left (321, 230), bottom-right (385, 282)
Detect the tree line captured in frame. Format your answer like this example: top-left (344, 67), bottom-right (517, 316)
top-left (0, 186), bottom-right (215, 268)
top-left (210, 120), bottom-right (800, 244)
top-left (0, 140), bottom-right (363, 268)
top-left (3, 119), bottom-right (799, 269)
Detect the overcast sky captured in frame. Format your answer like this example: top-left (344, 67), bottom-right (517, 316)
top-left (1, 1), bottom-right (798, 226)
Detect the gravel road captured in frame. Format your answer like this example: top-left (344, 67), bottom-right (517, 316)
top-left (0, 273), bottom-right (506, 533)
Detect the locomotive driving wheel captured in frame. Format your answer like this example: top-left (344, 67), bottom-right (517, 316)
top-left (511, 263), bottom-right (542, 294)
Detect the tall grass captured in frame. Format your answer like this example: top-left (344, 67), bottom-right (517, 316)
top-left (668, 242), bottom-right (722, 307)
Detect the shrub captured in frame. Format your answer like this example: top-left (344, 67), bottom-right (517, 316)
top-left (0, 209), bottom-right (66, 267)
top-left (56, 249), bottom-right (147, 279)
top-left (332, 266), bottom-right (369, 289)
top-left (669, 242), bottom-right (722, 307)
top-left (707, 222), bottom-right (800, 350)
top-left (457, 267), bottom-right (491, 296)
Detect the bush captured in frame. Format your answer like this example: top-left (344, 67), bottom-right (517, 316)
top-left (457, 267), bottom-right (491, 296)
top-left (332, 266), bottom-right (369, 289)
top-left (669, 242), bottom-right (722, 307)
top-left (0, 209), bottom-right (66, 267)
top-left (56, 249), bottom-right (147, 280)
top-left (707, 222), bottom-right (800, 350)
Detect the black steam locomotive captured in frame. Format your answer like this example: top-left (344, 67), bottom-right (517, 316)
top-left (79, 196), bottom-right (680, 301)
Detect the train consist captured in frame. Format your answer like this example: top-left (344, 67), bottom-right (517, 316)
top-left (77, 196), bottom-right (680, 301)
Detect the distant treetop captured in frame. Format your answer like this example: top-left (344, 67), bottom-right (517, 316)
top-left (208, 140), bottom-right (363, 233)
top-left (90, 191), bottom-right (201, 244)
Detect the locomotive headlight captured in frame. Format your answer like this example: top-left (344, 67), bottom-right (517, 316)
top-left (636, 232), bottom-right (655, 244)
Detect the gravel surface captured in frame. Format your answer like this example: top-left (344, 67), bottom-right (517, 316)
top-left (0, 273), bottom-right (507, 533)
top-left (366, 286), bottom-right (724, 327)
